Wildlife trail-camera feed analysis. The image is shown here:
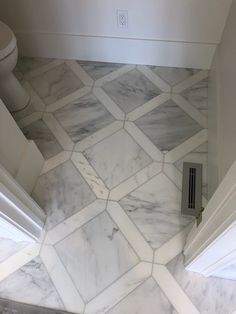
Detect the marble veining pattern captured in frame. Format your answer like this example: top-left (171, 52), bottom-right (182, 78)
top-left (78, 61), bottom-right (123, 80)
top-left (102, 68), bottom-right (161, 113)
top-left (135, 99), bottom-right (202, 151)
top-left (84, 129), bottom-right (152, 189)
top-left (22, 119), bottom-right (63, 159)
top-left (29, 63), bottom-right (84, 105)
top-left (16, 57), bottom-right (54, 75)
top-left (55, 211), bottom-right (138, 302)
top-left (54, 93), bottom-right (115, 143)
top-left (32, 160), bottom-right (96, 230)
top-left (120, 173), bottom-right (193, 249)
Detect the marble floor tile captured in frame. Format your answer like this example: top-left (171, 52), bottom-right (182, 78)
top-left (120, 173), bottom-right (193, 249)
top-left (102, 68), bottom-right (162, 113)
top-left (174, 142), bottom-right (208, 198)
top-left (16, 57), bottom-right (54, 75)
top-left (29, 63), bottom-right (84, 105)
top-left (84, 129), bottom-right (152, 189)
top-left (32, 160), bottom-right (96, 230)
top-left (78, 61), bottom-right (124, 80)
top-left (148, 66), bottom-right (199, 87)
top-left (107, 278), bottom-right (175, 314)
top-left (55, 211), bottom-right (138, 302)
top-left (54, 92), bottom-right (115, 143)
top-left (0, 238), bottom-right (27, 263)
top-left (0, 257), bottom-right (64, 310)
top-left (135, 99), bottom-right (202, 151)
top-left (167, 254), bottom-right (236, 314)
top-left (181, 78), bottom-right (208, 116)
top-left (22, 119), bottom-right (63, 159)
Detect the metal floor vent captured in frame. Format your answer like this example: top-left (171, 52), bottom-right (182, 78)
top-left (181, 162), bottom-right (202, 217)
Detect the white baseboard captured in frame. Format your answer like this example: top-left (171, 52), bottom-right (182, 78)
top-left (16, 31), bottom-right (216, 69)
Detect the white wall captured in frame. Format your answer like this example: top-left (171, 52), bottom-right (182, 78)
top-left (0, 0), bottom-right (232, 68)
top-left (208, 0), bottom-right (236, 197)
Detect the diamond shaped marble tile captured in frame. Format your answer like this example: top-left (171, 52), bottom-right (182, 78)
top-left (120, 173), bottom-right (193, 249)
top-left (181, 78), bottom-right (208, 116)
top-left (29, 63), bottom-right (84, 105)
top-left (54, 93), bottom-right (115, 143)
top-left (84, 129), bottom-right (152, 189)
top-left (102, 68), bottom-right (162, 113)
top-left (0, 257), bottom-right (64, 310)
top-left (32, 160), bottom-right (96, 230)
top-left (55, 211), bottom-right (138, 302)
top-left (22, 119), bottom-right (63, 159)
top-left (78, 61), bottom-right (124, 80)
top-left (167, 254), bottom-right (236, 314)
top-left (17, 57), bottom-right (54, 75)
top-left (148, 66), bottom-right (199, 86)
top-left (135, 99), bottom-right (202, 151)
top-left (107, 278), bottom-right (175, 314)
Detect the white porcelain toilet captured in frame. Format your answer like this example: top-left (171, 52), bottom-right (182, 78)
top-left (0, 21), bottom-right (29, 112)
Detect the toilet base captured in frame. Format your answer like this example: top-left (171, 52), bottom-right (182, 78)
top-left (0, 72), bottom-right (30, 112)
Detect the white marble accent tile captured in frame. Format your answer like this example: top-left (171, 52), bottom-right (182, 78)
top-left (135, 99), bottom-right (202, 152)
top-left (172, 70), bottom-right (208, 94)
top-left (66, 60), bottom-right (94, 86)
top-left (93, 87), bottom-right (125, 120)
top-left (17, 57), bottom-right (55, 75)
top-left (22, 119), bottom-right (63, 159)
top-left (41, 151), bottom-right (71, 175)
top-left (84, 129), bottom-right (152, 189)
top-left (78, 60), bottom-right (125, 81)
top-left (163, 163), bottom-right (183, 190)
top-left (153, 264), bottom-right (200, 314)
top-left (54, 92), bottom-right (115, 143)
top-left (55, 211), bottom-right (139, 302)
top-left (107, 277), bottom-right (175, 314)
top-left (124, 121), bottom-right (163, 162)
top-left (32, 160), bottom-right (96, 230)
top-left (85, 262), bottom-right (152, 314)
top-left (44, 199), bottom-right (106, 245)
top-left (18, 111), bottom-right (43, 129)
top-left (126, 93), bottom-right (171, 122)
top-left (74, 120), bottom-right (123, 152)
top-left (137, 65), bottom-right (171, 92)
top-left (102, 68), bottom-right (162, 113)
top-left (46, 86), bottom-right (91, 113)
top-left (0, 243), bottom-right (40, 282)
top-left (29, 62), bottom-right (84, 105)
top-left (0, 238), bottom-right (28, 263)
top-left (95, 64), bottom-right (135, 87)
top-left (164, 129), bottom-right (207, 163)
top-left (24, 60), bottom-right (65, 80)
top-left (148, 66), bottom-right (199, 87)
top-left (167, 254), bottom-right (236, 314)
top-left (107, 201), bottom-right (153, 262)
top-left (109, 162), bottom-right (162, 201)
top-left (71, 152), bottom-right (109, 199)
top-left (120, 173), bottom-right (193, 249)
top-left (42, 113), bottom-right (74, 151)
top-left (40, 245), bottom-right (84, 313)
top-left (0, 256), bottom-right (64, 310)
top-left (172, 94), bottom-right (207, 128)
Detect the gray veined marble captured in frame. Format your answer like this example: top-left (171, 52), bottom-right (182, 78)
top-left (182, 77), bottom-right (208, 116)
top-left (102, 68), bottom-right (162, 113)
top-left (84, 129), bottom-right (152, 189)
top-left (148, 66), bottom-right (199, 86)
top-left (55, 211), bottom-right (138, 302)
top-left (32, 160), bottom-right (96, 230)
top-left (54, 93), bottom-right (115, 143)
top-left (107, 278), bottom-right (175, 314)
top-left (16, 57), bottom-right (54, 75)
top-left (0, 238), bottom-right (28, 263)
top-left (135, 99), bottom-right (202, 151)
top-left (29, 63), bottom-right (84, 105)
top-left (22, 119), bottom-right (63, 159)
top-left (78, 60), bottom-right (124, 80)
top-left (167, 254), bottom-right (236, 314)
top-left (0, 257), bottom-right (64, 310)
top-left (120, 173), bottom-right (194, 249)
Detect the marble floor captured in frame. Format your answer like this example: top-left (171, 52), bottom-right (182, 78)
top-left (0, 57), bottom-right (236, 314)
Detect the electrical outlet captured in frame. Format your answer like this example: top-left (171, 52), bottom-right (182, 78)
top-left (117, 10), bottom-right (128, 28)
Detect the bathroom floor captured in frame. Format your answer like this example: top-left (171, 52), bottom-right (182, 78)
top-left (0, 57), bottom-right (236, 314)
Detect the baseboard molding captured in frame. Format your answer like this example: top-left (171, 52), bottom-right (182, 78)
top-left (15, 31), bottom-right (216, 69)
